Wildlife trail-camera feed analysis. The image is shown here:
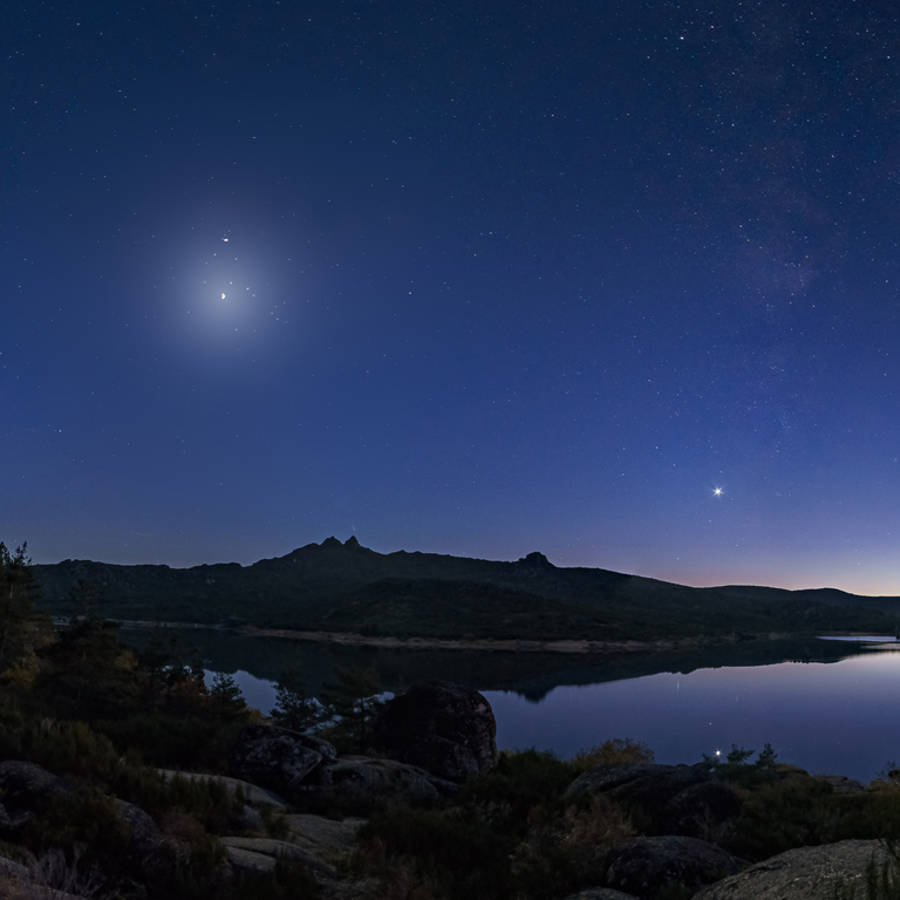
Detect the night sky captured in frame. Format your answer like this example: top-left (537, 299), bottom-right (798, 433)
top-left (4, 2), bottom-right (900, 594)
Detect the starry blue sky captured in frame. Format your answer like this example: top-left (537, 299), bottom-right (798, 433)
top-left (4, 1), bottom-right (900, 594)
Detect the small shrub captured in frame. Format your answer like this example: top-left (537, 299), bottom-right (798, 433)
top-left (357, 806), bottom-right (510, 898)
top-left (460, 748), bottom-right (575, 835)
top-left (19, 784), bottom-right (132, 882)
top-left (562, 792), bottom-right (635, 847)
top-left (231, 857), bottom-right (322, 899)
top-left (11, 719), bottom-right (122, 782)
top-left (509, 793), bottom-right (634, 898)
top-left (30, 846), bottom-right (105, 898)
top-left (160, 810), bottom-right (211, 850)
top-left (100, 711), bottom-right (244, 771)
top-left (571, 738), bottom-right (655, 771)
top-left (260, 805), bottom-right (289, 839)
top-left (726, 774), bottom-right (853, 859)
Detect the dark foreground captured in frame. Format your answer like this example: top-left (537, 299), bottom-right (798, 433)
top-left (4, 624), bottom-right (900, 900)
top-left (4, 544), bottom-right (900, 898)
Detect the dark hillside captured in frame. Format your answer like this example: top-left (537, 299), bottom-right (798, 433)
top-left (32, 537), bottom-right (900, 641)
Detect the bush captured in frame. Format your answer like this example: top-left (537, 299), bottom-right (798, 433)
top-left (357, 806), bottom-right (510, 899)
top-left (231, 857), bottom-right (322, 899)
top-left (99, 711), bottom-right (246, 771)
top-left (460, 749), bottom-right (576, 835)
top-left (509, 793), bottom-right (634, 898)
top-left (726, 773), bottom-right (867, 860)
top-left (355, 750), bottom-right (637, 900)
top-left (20, 784), bottom-right (131, 874)
top-left (571, 738), bottom-right (655, 771)
top-left (4, 719), bottom-right (122, 782)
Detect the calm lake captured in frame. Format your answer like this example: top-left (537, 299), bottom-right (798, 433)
top-left (120, 629), bottom-right (900, 783)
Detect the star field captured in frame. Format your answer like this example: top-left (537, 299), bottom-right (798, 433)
top-left (3, 1), bottom-right (900, 593)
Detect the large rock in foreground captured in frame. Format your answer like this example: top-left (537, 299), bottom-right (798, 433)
top-left (693, 839), bottom-right (889, 899)
top-left (374, 681), bottom-right (497, 780)
top-left (604, 835), bottom-right (746, 896)
top-left (0, 761), bottom-right (68, 828)
top-left (229, 726), bottom-right (337, 799)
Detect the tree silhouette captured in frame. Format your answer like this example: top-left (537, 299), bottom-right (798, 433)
top-left (271, 666), bottom-right (327, 732)
top-left (0, 541), bottom-right (49, 680)
top-left (321, 665), bottom-right (383, 751)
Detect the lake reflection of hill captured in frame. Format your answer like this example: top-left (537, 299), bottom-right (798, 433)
top-left (119, 629), bottom-right (869, 701)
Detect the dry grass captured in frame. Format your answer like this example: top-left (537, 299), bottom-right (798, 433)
top-left (561, 793), bottom-right (635, 848)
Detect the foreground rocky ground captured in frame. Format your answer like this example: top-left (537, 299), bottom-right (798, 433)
top-left (2, 681), bottom-right (899, 899)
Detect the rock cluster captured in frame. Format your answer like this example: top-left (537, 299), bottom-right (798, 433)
top-left (225, 681), bottom-right (495, 808)
top-left (1, 685), bottom-right (890, 900)
top-left (0, 681), bottom-right (497, 897)
top-left (229, 725), bottom-right (337, 796)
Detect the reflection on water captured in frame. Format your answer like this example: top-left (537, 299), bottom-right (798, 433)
top-left (489, 649), bottom-right (900, 782)
top-left (122, 629), bottom-right (900, 782)
top-left (818, 634), bottom-right (899, 643)
top-left (120, 629), bottom-right (861, 701)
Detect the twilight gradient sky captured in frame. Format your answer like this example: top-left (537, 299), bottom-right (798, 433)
top-left (4, 1), bottom-right (900, 594)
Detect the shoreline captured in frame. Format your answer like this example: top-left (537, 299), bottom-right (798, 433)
top-left (113, 619), bottom-right (776, 654)
top-left (244, 626), bottom-right (673, 654)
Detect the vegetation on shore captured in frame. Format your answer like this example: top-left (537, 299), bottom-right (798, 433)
top-left (354, 742), bottom-right (900, 900)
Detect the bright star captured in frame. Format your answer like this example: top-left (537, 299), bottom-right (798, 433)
top-left (220, 292), bottom-right (227, 300)
top-left (713, 487), bottom-right (723, 497)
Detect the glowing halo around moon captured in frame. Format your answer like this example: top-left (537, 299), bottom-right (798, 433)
top-left (150, 206), bottom-right (300, 368)
top-left (160, 227), bottom-right (269, 359)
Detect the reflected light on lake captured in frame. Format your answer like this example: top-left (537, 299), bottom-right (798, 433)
top-left (158, 628), bottom-right (900, 784)
top-left (485, 648), bottom-right (900, 783)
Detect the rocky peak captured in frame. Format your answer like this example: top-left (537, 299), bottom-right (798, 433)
top-left (517, 551), bottom-right (553, 568)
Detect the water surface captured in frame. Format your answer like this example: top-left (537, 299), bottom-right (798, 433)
top-left (121, 629), bottom-right (900, 782)
top-left (488, 649), bottom-right (900, 782)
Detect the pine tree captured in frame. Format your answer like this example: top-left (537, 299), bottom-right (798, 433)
top-left (320, 665), bottom-right (383, 751)
top-left (271, 667), bottom-right (327, 732)
top-left (0, 541), bottom-right (49, 680)
top-left (41, 617), bottom-right (139, 717)
top-left (208, 671), bottom-right (247, 720)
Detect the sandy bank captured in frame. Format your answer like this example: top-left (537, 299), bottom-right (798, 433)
top-left (238, 626), bottom-right (732, 654)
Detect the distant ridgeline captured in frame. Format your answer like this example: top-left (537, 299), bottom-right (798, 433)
top-left (31, 537), bottom-right (900, 641)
